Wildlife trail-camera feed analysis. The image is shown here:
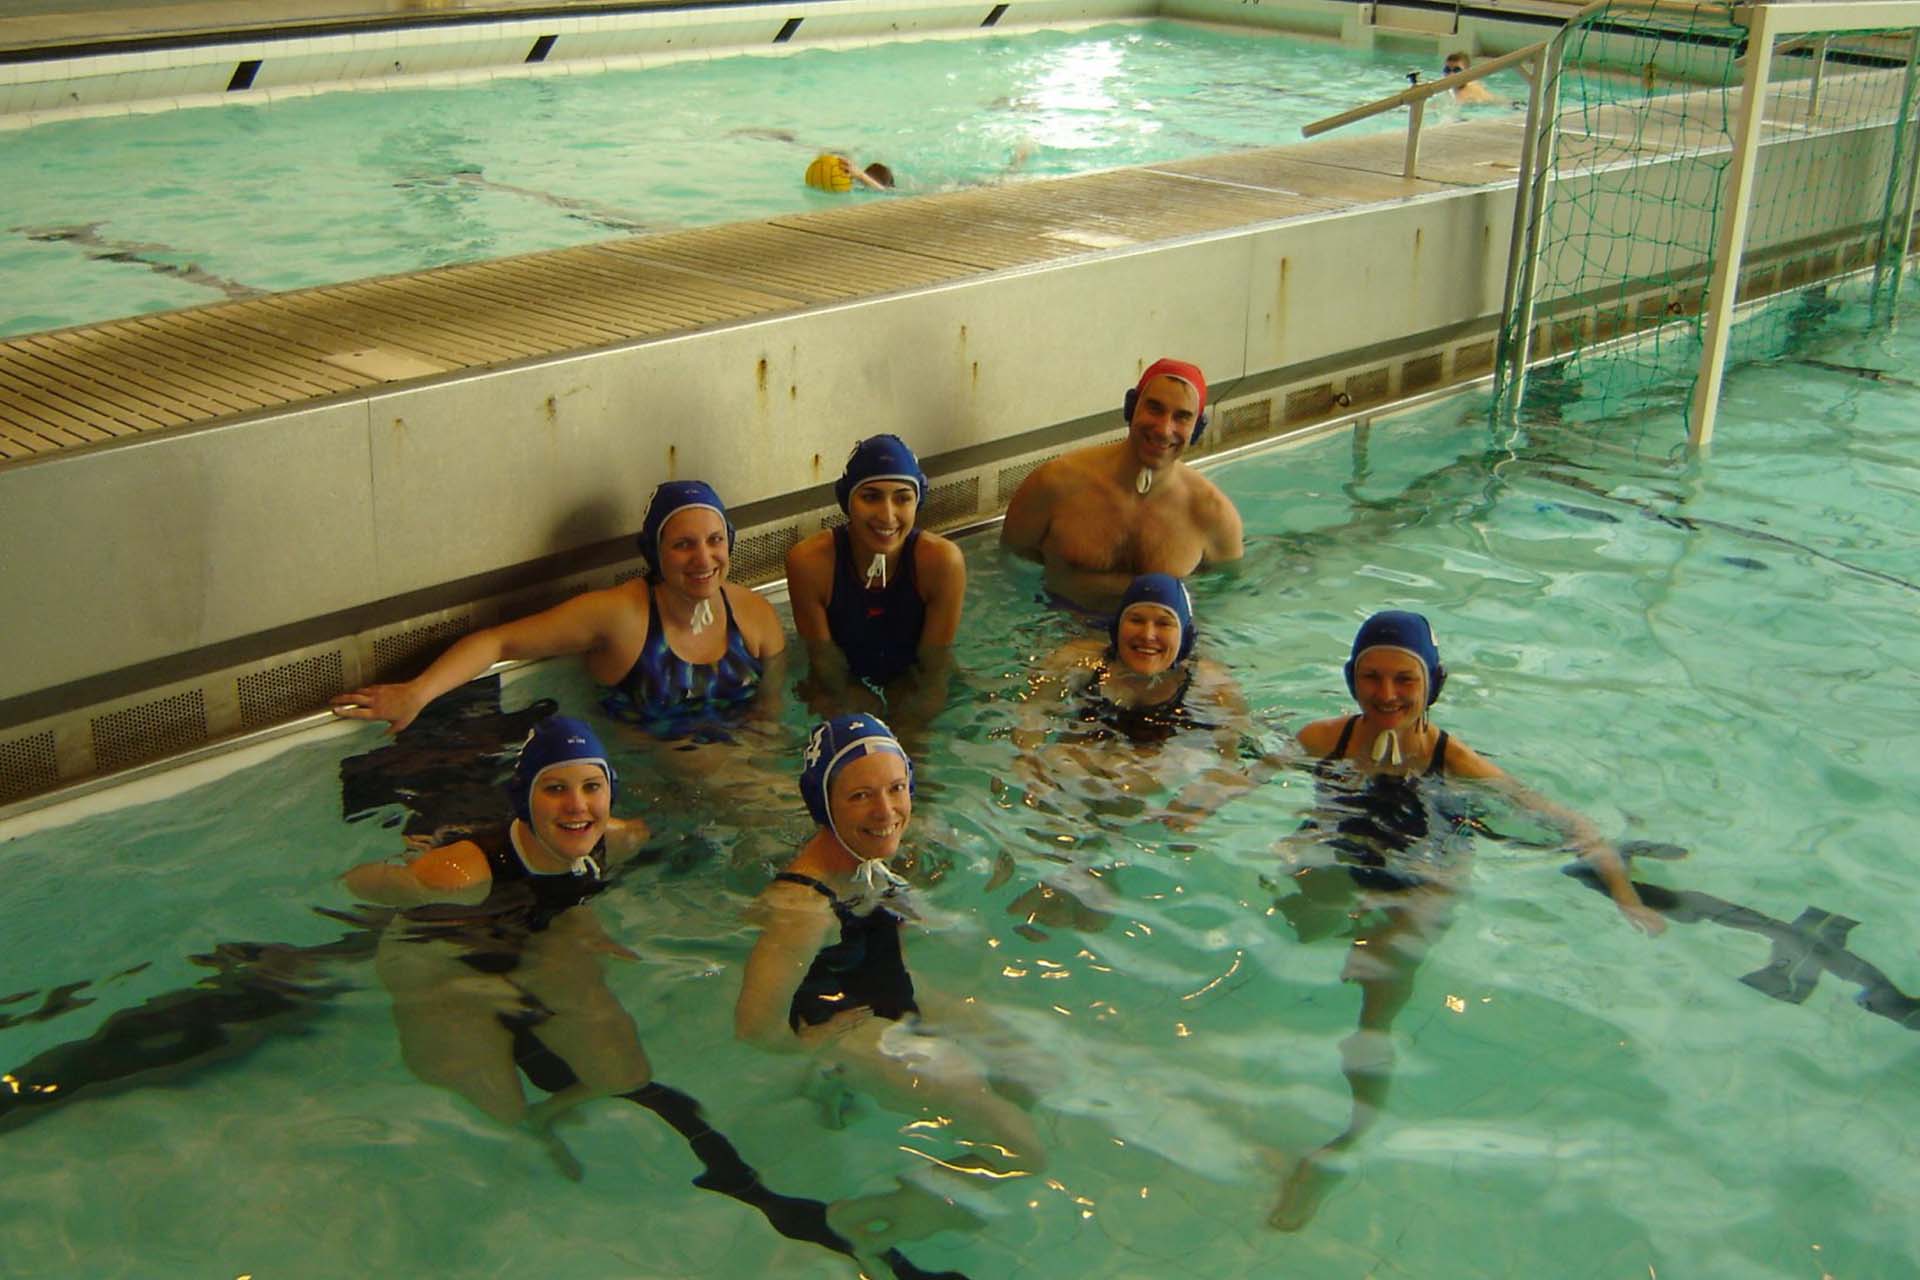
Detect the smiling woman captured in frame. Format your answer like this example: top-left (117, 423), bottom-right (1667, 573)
top-left (340, 714), bottom-right (654, 1173)
top-left (734, 713), bottom-right (1047, 1262)
top-left (329, 479), bottom-right (786, 739)
top-left (785, 434), bottom-right (966, 728)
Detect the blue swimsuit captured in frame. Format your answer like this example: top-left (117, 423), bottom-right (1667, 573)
top-left (603, 587), bottom-right (762, 730)
top-left (825, 526), bottom-right (926, 685)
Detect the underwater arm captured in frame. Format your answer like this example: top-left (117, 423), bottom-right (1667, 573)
top-left (1198, 482), bottom-right (1245, 565)
top-left (1466, 750), bottom-right (1665, 935)
top-left (785, 536), bottom-right (862, 703)
top-left (603, 815), bottom-right (655, 866)
top-left (734, 889), bottom-right (839, 1052)
top-left (890, 536), bottom-right (968, 728)
top-left (1160, 669), bottom-right (1276, 829)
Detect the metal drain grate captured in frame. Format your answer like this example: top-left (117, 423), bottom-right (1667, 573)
top-left (371, 616), bottom-right (472, 682)
top-left (922, 475), bottom-right (980, 527)
top-left (1284, 384), bottom-right (1335, 425)
top-left (732, 525), bottom-right (799, 586)
top-left (237, 650), bottom-right (346, 730)
top-left (0, 729), bottom-right (60, 803)
top-left (1219, 399), bottom-right (1273, 444)
top-left (91, 690), bottom-right (208, 775)
top-left (1401, 354), bottom-right (1444, 394)
top-left (1454, 340), bottom-right (1496, 378)
top-left (996, 455), bottom-right (1054, 507)
top-left (1346, 367), bottom-right (1390, 406)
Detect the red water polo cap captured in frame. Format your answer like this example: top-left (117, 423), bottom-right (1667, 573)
top-left (1135, 358), bottom-right (1208, 416)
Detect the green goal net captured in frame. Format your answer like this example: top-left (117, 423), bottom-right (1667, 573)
top-left (1493, 1), bottom-right (1920, 441)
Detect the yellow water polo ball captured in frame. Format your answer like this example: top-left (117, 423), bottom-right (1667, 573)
top-left (805, 154), bottom-right (853, 193)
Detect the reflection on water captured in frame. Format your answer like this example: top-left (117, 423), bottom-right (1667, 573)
top-left (2, 283), bottom-right (1919, 1275)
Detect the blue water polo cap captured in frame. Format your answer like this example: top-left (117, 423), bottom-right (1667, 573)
top-left (508, 714), bottom-right (617, 822)
top-left (1111, 572), bottom-right (1197, 663)
top-left (639, 480), bottom-right (734, 575)
top-left (1344, 610), bottom-right (1446, 706)
top-left (834, 434), bottom-right (928, 513)
top-left (799, 713), bottom-right (914, 828)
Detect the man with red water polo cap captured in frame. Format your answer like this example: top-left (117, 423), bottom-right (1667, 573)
top-left (1002, 358), bottom-right (1244, 610)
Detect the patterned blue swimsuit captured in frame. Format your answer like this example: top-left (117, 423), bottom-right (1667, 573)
top-left (602, 587), bottom-right (761, 734)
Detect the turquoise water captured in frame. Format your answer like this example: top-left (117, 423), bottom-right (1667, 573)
top-left (0, 20), bottom-right (1525, 337)
top-left (4, 284), bottom-right (1918, 1277)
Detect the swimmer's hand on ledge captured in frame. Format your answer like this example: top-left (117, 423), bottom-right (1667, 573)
top-left (330, 682), bottom-right (427, 734)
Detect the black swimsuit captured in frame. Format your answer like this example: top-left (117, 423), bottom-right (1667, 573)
top-left (1308, 716), bottom-right (1471, 891)
top-left (1069, 661), bottom-right (1213, 746)
top-left (399, 823), bottom-right (609, 972)
top-left (774, 872), bottom-right (919, 1031)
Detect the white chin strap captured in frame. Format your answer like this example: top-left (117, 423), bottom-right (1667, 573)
top-left (689, 597), bottom-right (715, 635)
top-left (845, 854), bottom-right (909, 908)
top-left (1136, 467), bottom-right (1153, 495)
top-left (1371, 730), bottom-right (1404, 766)
top-left (865, 552), bottom-right (888, 590)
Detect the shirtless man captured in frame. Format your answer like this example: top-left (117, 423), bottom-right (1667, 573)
top-left (1000, 358), bottom-right (1243, 610)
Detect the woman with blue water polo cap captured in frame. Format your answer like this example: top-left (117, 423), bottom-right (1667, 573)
top-left (332, 480), bottom-right (785, 735)
top-left (1271, 609), bottom-right (1662, 1231)
top-left (1014, 572), bottom-right (1265, 829)
top-left (342, 714), bottom-right (655, 1172)
top-left (785, 434), bottom-right (967, 720)
top-left (735, 713), bottom-right (1045, 1255)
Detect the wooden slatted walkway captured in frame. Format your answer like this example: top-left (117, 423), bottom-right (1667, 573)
top-left (0, 64), bottom-right (1905, 463)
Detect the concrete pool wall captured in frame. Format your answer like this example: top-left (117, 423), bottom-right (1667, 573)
top-left (0, 0), bottom-right (1909, 805)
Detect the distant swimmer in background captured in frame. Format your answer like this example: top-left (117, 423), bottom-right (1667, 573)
top-left (785, 434), bottom-right (966, 731)
top-left (1002, 358), bottom-right (1244, 611)
top-left (342, 715), bottom-right (654, 1174)
top-left (1268, 611), bottom-right (1661, 1231)
top-left (1440, 50), bottom-right (1501, 106)
top-left (332, 481), bottom-right (785, 744)
top-left (805, 153), bottom-right (895, 192)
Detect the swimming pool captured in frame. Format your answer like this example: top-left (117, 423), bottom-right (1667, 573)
top-left (5, 280), bottom-right (1917, 1278)
top-left (0, 19), bottom-right (1520, 337)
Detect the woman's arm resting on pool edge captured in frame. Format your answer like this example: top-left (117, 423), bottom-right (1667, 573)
top-left (330, 588), bottom-right (640, 733)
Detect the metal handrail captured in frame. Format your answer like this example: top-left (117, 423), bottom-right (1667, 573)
top-left (1301, 40), bottom-right (1546, 143)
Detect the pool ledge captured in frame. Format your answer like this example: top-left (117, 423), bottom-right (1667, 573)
top-left (0, 69), bottom-right (1908, 801)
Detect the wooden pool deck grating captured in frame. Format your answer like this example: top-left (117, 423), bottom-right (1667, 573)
top-left (0, 65), bottom-right (1903, 464)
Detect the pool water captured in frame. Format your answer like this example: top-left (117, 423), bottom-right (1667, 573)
top-left (0, 20), bottom-right (1525, 337)
top-left (4, 280), bottom-right (1918, 1279)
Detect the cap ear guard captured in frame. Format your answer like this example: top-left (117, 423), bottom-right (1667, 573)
top-left (1344, 611), bottom-right (1447, 706)
top-left (1122, 386), bottom-right (1211, 445)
